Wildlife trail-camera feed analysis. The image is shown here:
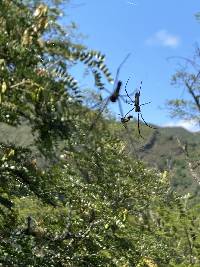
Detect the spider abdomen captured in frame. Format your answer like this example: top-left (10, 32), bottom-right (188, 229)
top-left (110, 81), bottom-right (122, 102)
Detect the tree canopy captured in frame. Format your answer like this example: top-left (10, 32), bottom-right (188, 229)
top-left (0, 1), bottom-right (200, 266)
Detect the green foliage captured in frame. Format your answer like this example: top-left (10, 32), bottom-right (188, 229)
top-left (0, 0), bottom-right (112, 156)
top-left (166, 46), bottom-right (200, 122)
top-left (1, 0), bottom-right (200, 266)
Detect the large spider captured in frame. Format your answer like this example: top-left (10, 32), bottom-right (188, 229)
top-left (121, 78), bottom-right (156, 138)
top-left (89, 53), bottom-right (131, 130)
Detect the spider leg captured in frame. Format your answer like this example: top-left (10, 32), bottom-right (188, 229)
top-left (118, 98), bottom-right (124, 118)
top-left (85, 96), bottom-right (109, 112)
top-left (124, 76), bottom-right (135, 104)
top-left (140, 112), bottom-right (157, 129)
top-left (103, 87), bottom-right (112, 95)
top-left (119, 93), bottom-right (135, 105)
top-left (121, 92), bottom-right (135, 98)
top-left (137, 113), bottom-right (144, 139)
top-left (140, 101), bottom-right (151, 106)
top-left (89, 97), bottom-right (110, 131)
top-left (119, 95), bottom-right (130, 104)
top-left (125, 100), bottom-right (135, 105)
top-left (124, 107), bottom-right (135, 117)
top-left (139, 81), bottom-right (142, 90)
top-left (113, 53), bottom-right (131, 90)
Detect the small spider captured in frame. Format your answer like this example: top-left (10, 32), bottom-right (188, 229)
top-left (122, 78), bottom-right (156, 138)
top-left (121, 115), bottom-right (133, 124)
top-left (89, 53), bottom-right (131, 130)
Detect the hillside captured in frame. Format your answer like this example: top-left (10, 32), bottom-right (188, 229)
top-left (110, 119), bottom-right (200, 195)
top-left (1, 119), bottom-right (200, 195)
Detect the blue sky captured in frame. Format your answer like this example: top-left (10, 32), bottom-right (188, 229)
top-left (66, 0), bottom-right (200, 131)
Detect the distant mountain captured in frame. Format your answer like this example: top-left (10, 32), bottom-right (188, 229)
top-left (110, 120), bottom-right (200, 195)
top-left (1, 119), bottom-right (200, 196)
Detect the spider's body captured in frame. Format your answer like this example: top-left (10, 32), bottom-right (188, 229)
top-left (121, 115), bottom-right (133, 124)
top-left (89, 54), bottom-right (130, 130)
top-left (134, 91), bottom-right (141, 112)
top-left (122, 79), bottom-right (156, 138)
top-left (110, 81), bottom-right (122, 102)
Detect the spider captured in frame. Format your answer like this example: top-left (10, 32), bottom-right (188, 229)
top-left (89, 53), bottom-right (132, 130)
top-left (121, 115), bottom-right (133, 124)
top-left (121, 78), bottom-right (156, 138)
